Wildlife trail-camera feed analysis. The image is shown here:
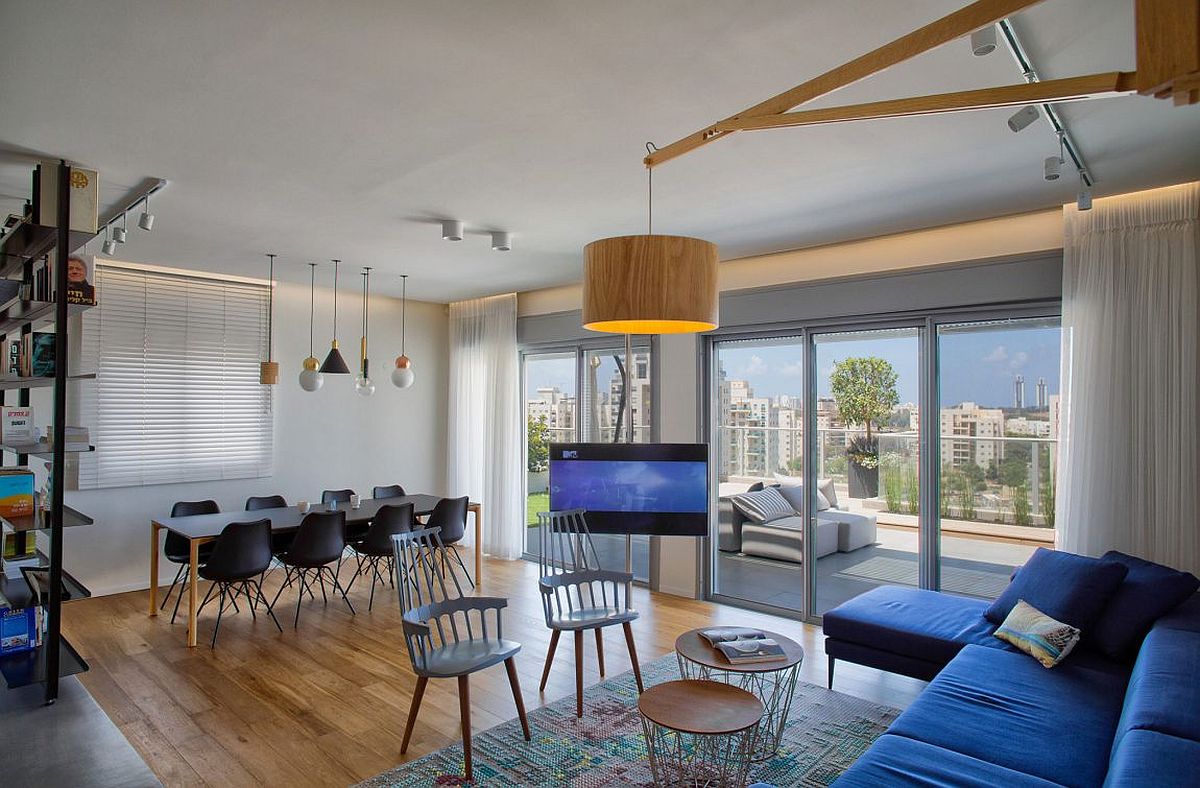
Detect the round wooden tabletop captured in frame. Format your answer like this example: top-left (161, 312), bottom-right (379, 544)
top-left (638, 680), bottom-right (764, 735)
top-left (675, 629), bottom-right (805, 673)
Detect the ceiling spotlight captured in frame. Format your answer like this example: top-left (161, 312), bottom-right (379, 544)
top-left (441, 219), bottom-right (464, 241)
top-left (112, 213), bottom-right (128, 243)
top-left (1077, 180), bottom-right (1093, 211)
top-left (1007, 105), bottom-right (1040, 132)
top-left (491, 231), bottom-right (512, 251)
top-left (138, 196), bottom-right (155, 231)
top-left (1044, 155), bottom-right (1062, 181)
top-left (971, 25), bottom-right (997, 56)
top-left (101, 226), bottom-right (118, 256)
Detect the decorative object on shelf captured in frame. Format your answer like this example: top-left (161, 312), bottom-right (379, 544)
top-left (355, 267), bottom-right (375, 397)
top-left (298, 262), bottom-right (324, 392)
top-left (583, 143), bottom-right (718, 335)
top-left (392, 274), bottom-right (415, 389)
top-left (319, 259), bottom-right (350, 375)
top-left (259, 253), bottom-right (278, 385)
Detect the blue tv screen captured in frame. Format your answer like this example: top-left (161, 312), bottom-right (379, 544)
top-left (548, 443), bottom-right (709, 535)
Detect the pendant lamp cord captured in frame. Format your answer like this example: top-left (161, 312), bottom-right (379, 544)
top-left (645, 142), bottom-right (658, 235)
top-left (361, 267), bottom-right (371, 374)
top-left (265, 254), bottom-right (275, 361)
top-left (307, 262), bottom-right (316, 356)
top-left (400, 274), bottom-right (408, 356)
top-left (331, 259), bottom-right (340, 340)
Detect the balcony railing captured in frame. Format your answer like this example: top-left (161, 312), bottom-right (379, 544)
top-left (718, 425), bottom-right (1057, 530)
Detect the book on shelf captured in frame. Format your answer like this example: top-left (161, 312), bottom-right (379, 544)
top-left (0, 605), bottom-right (43, 655)
top-left (0, 468), bottom-right (35, 520)
top-left (714, 637), bottom-right (788, 665)
top-left (699, 627), bottom-right (767, 647)
top-left (1, 406), bottom-right (34, 443)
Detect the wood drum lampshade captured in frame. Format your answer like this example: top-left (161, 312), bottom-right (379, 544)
top-left (582, 234), bottom-right (718, 334)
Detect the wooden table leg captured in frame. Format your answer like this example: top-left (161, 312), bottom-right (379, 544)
top-left (187, 538), bottom-right (200, 648)
top-left (471, 503), bottom-right (483, 584)
top-left (149, 522), bottom-right (160, 616)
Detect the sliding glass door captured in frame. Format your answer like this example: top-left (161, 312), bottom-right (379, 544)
top-left (935, 317), bottom-right (1061, 598)
top-left (706, 308), bottom-right (1061, 620)
top-left (521, 342), bottom-right (653, 581)
top-left (811, 327), bottom-right (922, 616)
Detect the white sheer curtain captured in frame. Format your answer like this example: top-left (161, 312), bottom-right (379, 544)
top-left (1057, 182), bottom-right (1199, 575)
top-left (447, 293), bottom-right (523, 560)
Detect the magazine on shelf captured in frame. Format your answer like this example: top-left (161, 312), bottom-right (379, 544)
top-left (699, 626), bottom-right (766, 646)
top-left (715, 637), bottom-right (787, 665)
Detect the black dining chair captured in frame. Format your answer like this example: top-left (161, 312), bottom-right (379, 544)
top-left (426, 496), bottom-right (473, 587)
top-left (372, 484), bottom-right (406, 500)
top-left (246, 495), bottom-right (291, 556)
top-left (322, 488), bottom-right (366, 547)
top-left (161, 500), bottom-right (220, 624)
top-left (271, 510), bottom-right (356, 627)
top-left (321, 488), bottom-right (355, 506)
top-left (197, 519), bottom-right (281, 648)
top-left (349, 502), bottom-right (415, 610)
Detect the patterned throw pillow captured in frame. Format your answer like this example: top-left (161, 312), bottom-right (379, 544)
top-left (730, 487), bottom-right (795, 523)
top-left (994, 599), bottom-right (1081, 668)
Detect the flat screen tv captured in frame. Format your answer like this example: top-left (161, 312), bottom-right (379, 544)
top-left (548, 443), bottom-right (708, 536)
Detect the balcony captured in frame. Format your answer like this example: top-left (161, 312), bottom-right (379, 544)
top-left (716, 426), bottom-right (1055, 614)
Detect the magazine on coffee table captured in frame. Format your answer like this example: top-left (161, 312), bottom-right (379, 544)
top-left (699, 627), bottom-right (766, 646)
top-left (715, 637), bottom-right (787, 665)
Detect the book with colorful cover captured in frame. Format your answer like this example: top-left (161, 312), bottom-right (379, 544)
top-left (0, 469), bottom-right (35, 519)
top-left (0, 605), bottom-right (39, 654)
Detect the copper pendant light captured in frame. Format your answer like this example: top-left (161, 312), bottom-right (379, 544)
top-left (582, 143), bottom-right (718, 334)
top-left (391, 274), bottom-right (415, 388)
top-left (319, 258), bottom-right (350, 374)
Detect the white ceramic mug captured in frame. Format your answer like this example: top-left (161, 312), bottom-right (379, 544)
top-left (297, 500), bottom-right (310, 513)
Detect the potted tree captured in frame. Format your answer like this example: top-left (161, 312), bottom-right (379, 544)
top-left (830, 356), bottom-right (898, 499)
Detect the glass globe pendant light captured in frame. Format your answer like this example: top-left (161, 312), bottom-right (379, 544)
top-left (392, 274), bottom-right (415, 389)
top-left (298, 262), bottom-right (324, 392)
top-left (354, 267), bottom-right (375, 397)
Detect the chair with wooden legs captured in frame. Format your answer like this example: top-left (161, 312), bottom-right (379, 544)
top-left (536, 509), bottom-right (643, 718)
top-left (393, 527), bottom-right (530, 782)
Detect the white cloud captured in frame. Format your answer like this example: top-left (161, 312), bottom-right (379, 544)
top-left (741, 355), bottom-right (767, 376)
top-left (778, 361), bottom-right (803, 377)
top-left (1009, 351), bottom-right (1029, 370)
top-left (983, 345), bottom-right (1008, 363)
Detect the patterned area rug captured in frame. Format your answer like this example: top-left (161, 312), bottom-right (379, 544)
top-left (359, 653), bottom-right (898, 787)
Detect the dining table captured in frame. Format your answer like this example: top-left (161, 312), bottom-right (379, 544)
top-left (148, 495), bottom-right (483, 647)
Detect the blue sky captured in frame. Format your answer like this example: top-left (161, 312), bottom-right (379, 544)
top-left (525, 323), bottom-right (1061, 409)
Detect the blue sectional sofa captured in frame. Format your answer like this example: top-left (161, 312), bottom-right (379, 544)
top-left (825, 552), bottom-right (1200, 787)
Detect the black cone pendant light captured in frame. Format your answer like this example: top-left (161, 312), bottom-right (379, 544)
top-left (319, 258), bottom-right (351, 374)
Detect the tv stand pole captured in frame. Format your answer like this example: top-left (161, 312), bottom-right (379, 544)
top-left (624, 332), bottom-right (633, 575)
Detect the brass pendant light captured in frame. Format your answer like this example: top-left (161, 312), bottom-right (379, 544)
top-left (298, 262), bottom-right (324, 392)
top-left (582, 144), bottom-right (718, 334)
top-left (354, 267), bottom-right (375, 397)
top-left (259, 253), bottom-right (279, 384)
top-left (319, 258), bottom-right (351, 374)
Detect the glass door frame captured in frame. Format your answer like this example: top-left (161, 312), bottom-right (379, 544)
top-left (519, 336), bottom-right (659, 575)
top-left (703, 301), bottom-right (1061, 624)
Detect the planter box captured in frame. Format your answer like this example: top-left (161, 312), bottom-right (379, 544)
top-left (848, 463), bottom-right (879, 499)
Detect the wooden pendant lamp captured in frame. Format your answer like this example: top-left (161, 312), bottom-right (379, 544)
top-left (583, 146), bottom-right (719, 334)
top-left (259, 253), bottom-right (279, 384)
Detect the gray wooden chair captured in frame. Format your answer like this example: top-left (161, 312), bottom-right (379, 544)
top-left (393, 527), bottom-right (530, 781)
top-left (536, 509), bottom-right (643, 718)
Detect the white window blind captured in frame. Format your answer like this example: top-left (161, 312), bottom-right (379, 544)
top-left (78, 264), bottom-right (274, 489)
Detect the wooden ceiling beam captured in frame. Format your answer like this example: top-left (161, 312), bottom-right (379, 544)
top-left (644, 0), bottom-right (1048, 168)
top-left (714, 72), bottom-right (1136, 133)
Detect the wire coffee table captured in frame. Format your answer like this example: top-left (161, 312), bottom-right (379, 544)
top-left (675, 628), bottom-right (804, 761)
top-left (638, 679), bottom-right (763, 787)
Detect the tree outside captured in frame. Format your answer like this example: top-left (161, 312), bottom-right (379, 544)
top-left (829, 356), bottom-right (899, 442)
top-left (527, 415), bottom-right (550, 473)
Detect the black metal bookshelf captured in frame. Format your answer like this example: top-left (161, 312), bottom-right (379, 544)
top-left (0, 161), bottom-right (94, 703)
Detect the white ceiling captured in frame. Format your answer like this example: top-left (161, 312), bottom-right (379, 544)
top-left (2, 0), bottom-right (1198, 301)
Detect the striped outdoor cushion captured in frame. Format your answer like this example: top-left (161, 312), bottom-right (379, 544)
top-left (730, 487), bottom-right (796, 523)
top-left (994, 599), bottom-right (1081, 668)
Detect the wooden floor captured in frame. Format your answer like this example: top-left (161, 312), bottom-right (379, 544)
top-left (65, 553), bottom-right (925, 787)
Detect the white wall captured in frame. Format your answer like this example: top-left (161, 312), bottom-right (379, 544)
top-left (49, 278), bottom-right (448, 597)
top-left (517, 208), bottom-right (1066, 599)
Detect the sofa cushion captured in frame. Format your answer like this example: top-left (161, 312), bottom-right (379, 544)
top-left (1113, 626), bottom-right (1200, 744)
top-left (823, 586), bottom-right (1002, 667)
top-left (1090, 551), bottom-right (1199, 659)
top-left (775, 482), bottom-right (830, 512)
top-left (887, 645), bottom-right (1127, 788)
top-left (1155, 592), bottom-right (1200, 633)
top-left (994, 600), bottom-right (1081, 668)
top-left (835, 733), bottom-right (1064, 787)
top-left (985, 548), bottom-right (1128, 631)
top-left (730, 487), bottom-right (793, 523)
top-left (1104, 729), bottom-right (1200, 788)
